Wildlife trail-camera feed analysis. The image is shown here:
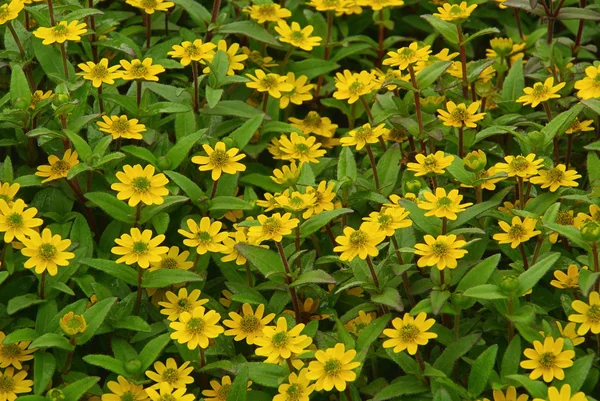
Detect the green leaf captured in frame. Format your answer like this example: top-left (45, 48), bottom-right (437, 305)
top-left (338, 147), bottom-right (357, 182)
top-left (33, 38), bottom-right (75, 81)
top-left (78, 297), bottom-right (117, 344)
top-left (517, 252), bottom-right (560, 295)
top-left (461, 28), bottom-right (501, 46)
top-left (416, 60), bottom-right (453, 89)
top-left (14, 175), bottom-right (44, 187)
top-left (235, 244), bottom-right (285, 280)
top-left (290, 270), bottom-right (335, 287)
top-left (420, 15), bottom-right (458, 44)
top-left (544, 223), bottom-right (591, 250)
top-left (139, 196), bottom-right (189, 224)
top-left (29, 333), bottom-right (74, 351)
top-left (10, 64), bottom-right (31, 106)
top-left (206, 86), bottom-right (223, 108)
top-left (83, 355), bottom-right (129, 376)
top-left (502, 59), bottom-right (524, 102)
top-left (373, 376), bottom-right (428, 401)
top-left (540, 105), bottom-right (585, 147)
top-left (64, 130), bottom-right (93, 162)
top-left (7, 294), bottom-right (46, 315)
top-left (468, 345), bottom-right (498, 396)
top-left (288, 59), bottom-right (340, 80)
top-left (170, 0), bottom-right (211, 25)
top-left (226, 364), bottom-right (249, 401)
top-left (557, 7), bottom-right (600, 20)
top-left (84, 192), bottom-right (135, 224)
top-left (448, 199), bottom-right (501, 230)
top-left (0, 271), bottom-right (7, 287)
top-left (80, 259), bottom-right (138, 286)
top-left (3, 328), bottom-right (39, 344)
top-left (300, 208), bottom-right (353, 238)
top-left (501, 335), bottom-right (522, 378)
top-left (456, 254), bottom-right (501, 292)
top-left (433, 334), bottom-right (481, 375)
top-left (139, 333), bottom-right (172, 372)
top-left (579, 269), bottom-right (599, 297)
top-left (371, 287), bottom-right (404, 311)
top-left (165, 171), bottom-right (204, 205)
top-left (554, 354), bottom-right (594, 392)
top-left (463, 284), bottom-right (507, 300)
top-left (376, 145), bottom-right (402, 196)
top-left (218, 21), bottom-right (280, 47)
top-left (399, 200), bottom-right (440, 235)
top-left (506, 375), bottom-right (547, 399)
top-left (63, 377), bottom-right (100, 401)
top-left (244, 363), bottom-right (286, 388)
top-left (209, 196), bottom-right (253, 211)
top-left (121, 145), bottom-right (158, 166)
top-left (142, 270), bottom-right (202, 288)
top-left (112, 316), bottom-right (151, 332)
top-left (357, 314), bottom-right (391, 350)
top-left (34, 352), bottom-right (56, 395)
top-left (228, 115), bottom-right (264, 150)
top-left (166, 129), bottom-right (207, 170)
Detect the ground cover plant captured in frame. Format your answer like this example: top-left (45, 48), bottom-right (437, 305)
top-left (2, 0), bottom-right (600, 400)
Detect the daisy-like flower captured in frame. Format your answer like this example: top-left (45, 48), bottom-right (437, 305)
top-left (566, 118), bottom-right (594, 134)
top-left (34, 20), bottom-right (87, 45)
top-left (344, 310), bottom-right (377, 336)
top-left (202, 376), bottom-right (252, 401)
top-left (275, 22), bottom-right (322, 51)
top-left (242, 46), bottom-right (278, 68)
top-left (29, 90), bottom-right (53, 109)
top-left (59, 312), bottom-right (87, 336)
top-left (145, 358), bottom-right (193, 390)
top-left (223, 303), bottom-right (275, 344)
top-left (111, 164), bottom-right (169, 207)
top-left (306, 343), bottom-right (360, 391)
top-left (35, 149), bottom-right (79, 183)
top-left (256, 193), bottom-right (280, 212)
top-left (248, 213), bottom-right (299, 242)
top-left (418, 187), bottom-right (472, 220)
top-left (0, 367), bottom-right (33, 401)
top-left (170, 306), bottom-right (224, 350)
top-left (0, 199), bottom-right (42, 242)
top-left (150, 246), bottom-right (194, 272)
top-left (357, 0), bottom-right (404, 10)
top-left (276, 190), bottom-right (316, 218)
top-left (383, 42), bottom-right (432, 70)
top-left (255, 317), bottom-right (312, 363)
top-left (202, 41), bottom-right (247, 76)
top-left (221, 228), bottom-right (264, 265)
top-left (159, 288), bottom-right (209, 321)
top-left (0, 0), bottom-right (23, 25)
top-left (574, 65), bottom-right (600, 100)
top-left (145, 384), bottom-right (194, 401)
top-left (101, 375), bottom-right (149, 401)
top-left (0, 182), bottom-right (19, 206)
top-left (461, 166), bottom-right (504, 191)
top-left (191, 141), bottom-right (246, 181)
top-left (493, 216), bottom-right (541, 248)
top-left (332, 70), bottom-right (377, 104)
top-left (112, 228), bottom-right (168, 269)
top-left (97, 115), bottom-right (146, 140)
top-left (306, 181), bottom-right (336, 216)
top-left (532, 384), bottom-right (587, 401)
top-left (373, 68), bottom-right (409, 92)
top-left (120, 58), bottom-right (165, 81)
top-left (383, 312), bottom-right (437, 354)
top-left (289, 111), bottom-right (338, 138)
top-left (277, 133), bottom-right (326, 164)
top-left (126, 0), bottom-right (174, 14)
top-left (494, 154), bottom-right (543, 178)
top-left (178, 217), bottom-right (228, 254)
top-left (569, 291), bottom-right (600, 335)
top-left (168, 40), bottom-right (216, 66)
top-left (529, 165), bottom-right (581, 192)
top-left (279, 73), bottom-right (313, 109)
top-left (0, 333), bottom-right (35, 370)
top-left (363, 207), bottom-right (412, 237)
top-left (77, 58), bottom-right (122, 88)
top-left (574, 204), bottom-right (600, 228)
top-left (20, 228), bottom-right (74, 276)
top-left (437, 101), bottom-right (486, 128)
top-left (415, 234), bottom-right (467, 270)
top-left (243, 3), bottom-right (291, 23)
top-left (340, 123), bottom-right (388, 150)
top-left (407, 151), bottom-right (454, 177)
top-left (273, 369), bottom-right (314, 401)
top-left (433, 1), bottom-right (477, 22)
top-left (333, 222), bottom-right (386, 262)
top-left (555, 321), bottom-right (585, 346)
top-left (271, 163), bottom-right (300, 187)
top-left (520, 337), bottom-right (574, 382)
top-left (493, 386), bottom-right (529, 401)
top-left (517, 78), bottom-right (566, 108)
top-left (551, 264), bottom-right (585, 289)
top-left (246, 70), bottom-right (294, 99)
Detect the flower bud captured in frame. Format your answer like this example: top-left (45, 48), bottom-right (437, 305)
top-left (157, 156), bottom-right (171, 171)
top-left (60, 312), bottom-right (87, 336)
top-left (499, 274), bottom-right (520, 294)
top-left (46, 389), bottom-right (65, 401)
top-left (52, 93), bottom-right (70, 108)
top-left (463, 150), bottom-right (487, 172)
top-left (405, 179), bottom-right (422, 193)
top-left (580, 221), bottom-right (600, 242)
top-left (490, 38), bottom-right (514, 58)
top-left (125, 359), bottom-right (142, 374)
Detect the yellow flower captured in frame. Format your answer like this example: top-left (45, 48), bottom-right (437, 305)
top-left (220, 289), bottom-right (233, 308)
top-left (59, 312), bottom-right (87, 336)
top-left (383, 42), bottom-right (432, 70)
top-left (493, 216), bottom-right (541, 248)
top-left (0, 199), bottom-right (43, 242)
top-left (340, 123), bottom-right (388, 150)
top-left (168, 40), bottom-right (216, 66)
top-left (249, 213), bottom-right (299, 242)
top-left (21, 228), bottom-right (75, 276)
top-left (0, 0), bottom-right (23, 25)
top-left (202, 41), bottom-right (247, 76)
top-left (569, 291), bottom-right (600, 335)
top-left (418, 187), bottom-right (472, 220)
top-left (574, 204), bottom-right (600, 228)
top-left (495, 0), bottom-right (507, 8)
top-left (126, 0), bottom-right (174, 13)
top-left (493, 386), bottom-right (529, 401)
top-left (159, 288), bottom-right (209, 321)
top-left (437, 101), bottom-right (485, 128)
top-left (191, 141), bottom-right (246, 181)
top-left (279, 73), bottom-right (313, 109)
top-left (548, 210), bottom-right (575, 243)
top-left (532, 384), bottom-right (587, 401)
top-left (555, 321), bottom-right (585, 347)
top-left (0, 182), bottom-right (18, 206)
top-left (520, 337), bottom-right (574, 382)
top-left (0, 332), bottom-right (35, 370)
top-left (333, 222), bottom-right (386, 262)
top-left (246, 70), bottom-right (294, 99)
top-left (256, 193), bottom-right (280, 212)
top-left (289, 111), bottom-right (338, 138)
top-left (111, 164), bottom-right (169, 207)
top-left (551, 264), bottom-right (585, 289)
top-left (0, 367), bottom-right (33, 401)
top-left (566, 118), bottom-right (594, 134)
top-left (77, 58), bottom-right (122, 88)
top-left (433, 1), bottom-right (477, 22)
top-left (223, 303), bottom-right (275, 344)
top-left (529, 165), bottom-right (581, 192)
top-left (271, 163), bottom-right (300, 187)
top-left (363, 207), bottom-right (412, 236)
top-left (333, 70), bottom-right (377, 104)
top-left (494, 154), bottom-right (543, 178)
top-left (356, 0), bottom-right (404, 10)
top-left (306, 343), bottom-right (360, 391)
top-left (243, 3), bottom-right (291, 23)
top-left (30, 90), bottom-right (53, 109)
top-left (255, 317), bottom-right (312, 363)
top-left (102, 376), bottom-right (148, 401)
top-left (275, 21), bottom-right (322, 51)
top-left (146, 384), bottom-right (194, 401)
top-left (97, 115), bottom-right (146, 140)
top-left (306, 181), bottom-right (336, 216)
top-left (112, 228), bottom-right (168, 268)
top-left (145, 358), bottom-right (193, 390)
top-left (242, 46), bottom-right (278, 68)
top-left (276, 189), bottom-right (316, 218)
top-left (202, 375), bottom-right (252, 401)
top-left (344, 310), bottom-right (377, 336)
top-left (178, 217), bottom-right (228, 254)
top-left (407, 151), bottom-right (454, 176)
top-left (170, 306), bottom-right (224, 350)
top-left (120, 58), bottom-right (165, 81)
top-left (383, 312), bottom-right (437, 354)
top-left (517, 78), bottom-right (566, 108)
top-left (35, 149), bottom-right (79, 183)
top-left (415, 234), bottom-right (467, 270)
top-left (277, 133), bottom-right (326, 164)
top-left (273, 369), bottom-right (314, 401)
top-left (34, 20), bottom-right (87, 45)
top-left (575, 65), bottom-right (600, 100)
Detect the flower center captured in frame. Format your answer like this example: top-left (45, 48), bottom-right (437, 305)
top-left (294, 143), bottom-right (310, 154)
top-left (587, 305), bottom-right (600, 323)
top-left (323, 359), bottom-right (342, 376)
top-left (257, 4), bottom-right (275, 16)
top-left (509, 156), bottom-right (529, 172)
top-left (111, 118), bottom-right (130, 134)
top-left (377, 214), bottom-right (391, 229)
top-left (271, 331), bottom-right (289, 348)
top-left (131, 63), bottom-right (148, 78)
top-left (132, 177), bottom-right (151, 193)
top-left (157, 395), bottom-right (176, 401)
top-left (348, 81), bottom-right (364, 95)
top-left (546, 168), bottom-right (564, 183)
top-left (423, 155), bottom-right (438, 170)
top-left (186, 317), bottom-right (206, 334)
top-left (39, 243), bottom-right (57, 260)
top-left (240, 314), bottom-right (260, 332)
top-left (262, 217), bottom-right (282, 235)
top-left (508, 224), bottom-right (525, 239)
top-left (450, 107), bottom-right (469, 123)
top-left (66, 316), bottom-right (84, 331)
top-left (290, 31), bottom-right (305, 42)
top-left (141, 0), bottom-right (158, 8)
top-left (399, 48), bottom-right (416, 58)
top-left (132, 241), bottom-right (149, 255)
top-left (195, 231), bottom-right (213, 244)
top-left (261, 74), bottom-right (279, 89)
top-left (51, 160), bottom-right (71, 175)
top-left (120, 392), bottom-right (136, 401)
top-left (177, 298), bottom-right (191, 311)
top-left (399, 323), bottom-right (421, 342)
top-left (556, 211), bottom-right (574, 225)
top-left (449, 5), bottom-right (463, 15)
top-left (349, 230), bottom-right (368, 247)
top-left (209, 149), bottom-right (230, 167)
top-left (160, 257), bottom-right (179, 269)
top-left (532, 84), bottom-right (549, 97)
top-left (1, 344), bottom-right (20, 358)
top-left (162, 368), bottom-right (179, 384)
top-left (353, 127), bottom-right (373, 141)
top-left (431, 241), bottom-right (449, 257)
top-left (52, 24), bottom-right (68, 39)
top-left (216, 384), bottom-right (231, 400)
top-left (7, 213), bottom-right (23, 228)
top-left (289, 196), bottom-right (305, 208)
top-left (91, 64), bottom-right (108, 79)
top-left (184, 44), bottom-right (199, 57)
top-left (538, 352), bottom-right (556, 369)
top-left (436, 197), bottom-right (453, 207)
top-left (304, 112), bottom-right (321, 127)
top-left (0, 375), bottom-right (15, 393)
top-left (286, 384), bottom-right (301, 401)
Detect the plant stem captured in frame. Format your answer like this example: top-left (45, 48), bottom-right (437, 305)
top-left (391, 236), bottom-right (415, 307)
top-left (60, 42), bottom-right (69, 79)
top-left (61, 338), bottom-right (77, 375)
top-left (7, 22), bottom-right (35, 91)
top-left (453, 314), bottom-right (460, 340)
top-left (244, 262), bottom-right (253, 287)
top-left (475, 186), bottom-right (482, 204)
top-left (146, 13), bottom-right (151, 48)
top-left (40, 271), bottom-right (46, 299)
top-left (205, 0), bottom-right (222, 42)
top-left (508, 298), bottom-right (515, 341)
top-left (136, 80), bottom-right (142, 111)
top-left (97, 85), bottom-right (104, 113)
top-left (574, 0), bottom-right (586, 54)
top-left (365, 144), bottom-right (380, 191)
top-left (47, 0), bottom-right (56, 25)
top-left (376, 10), bottom-right (385, 66)
top-left (344, 387), bottom-right (355, 401)
top-left (519, 243), bottom-right (529, 270)
top-left (517, 176), bottom-right (525, 209)
top-left (134, 266), bottom-right (144, 315)
top-left (294, 223), bottom-right (301, 270)
top-left (261, 92), bottom-right (268, 114)
top-left (408, 65), bottom-right (426, 154)
top-left (593, 243), bottom-right (599, 292)
top-left (280, 47), bottom-right (294, 73)
top-left (566, 135), bottom-right (573, 169)
top-left (276, 241), bottom-right (301, 323)
top-left (442, 217), bottom-right (447, 235)
top-left (366, 256), bottom-right (380, 289)
top-left (457, 126), bottom-right (464, 158)
top-left (359, 96), bottom-right (374, 124)
top-left (456, 24), bottom-right (469, 100)
top-left (543, 102), bottom-right (559, 164)
top-left (513, 9), bottom-right (525, 41)
top-left (315, 11), bottom-right (333, 98)
top-left (88, 0), bottom-right (98, 62)
top-left (531, 236), bottom-right (543, 265)
top-left (210, 178), bottom-right (219, 199)
top-left (192, 61), bottom-right (199, 113)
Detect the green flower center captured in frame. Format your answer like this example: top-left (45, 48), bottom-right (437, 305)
top-left (450, 107), bottom-right (469, 123)
top-left (399, 323), bottom-right (421, 342)
top-left (66, 316), bottom-right (85, 331)
top-left (271, 331), bottom-right (289, 348)
top-left (262, 217), bottom-right (282, 235)
top-left (290, 31), bottom-right (305, 42)
top-left (1, 344), bottom-right (20, 358)
top-left (532, 83), bottom-right (549, 97)
top-left (431, 241), bottom-right (449, 257)
top-left (348, 80), bottom-right (364, 95)
top-left (162, 368), bottom-right (179, 384)
top-left (323, 359), bottom-right (342, 375)
top-left (216, 384), bottom-right (231, 400)
top-left (195, 231), bottom-right (213, 244)
top-left (132, 177), bottom-right (151, 193)
top-left (377, 214), bottom-right (391, 228)
top-left (52, 24), bottom-right (68, 38)
top-left (240, 314), bottom-right (260, 333)
top-left (508, 224), bottom-right (525, 239)
top-left (131, 63), bottom-right (148, 78)
top-left (184, 44), bottom-right (199, 57)
top-left (294, 143), bottom-right (310, 154)
top-left (7, 213), bottom-right (23, 228)
top-left (286, 383), bottom-right (301, 401)
top-left (186, 317), bottom-right (206, 334)
top-left (587, 305), bottom-right (600, 323)
top-left (141, 0), bottom-right (158, 8)
top-left (436, 196), bottom-right (453, 207)
top-left (209, 149), bottom-right (230, 168)
top-left (509, 156), bottom-right (529, 172)
top-left (556, 211), bottom-right (574, 226)
top-left (353, 127), bottom-right (373, 142)
top-left (261, 74), bottom-right (279, 90)
top-left (39, 243), bottom-right (57, 260)
top-left (349, 230), bottom-right (368, 247)
top-left (160, 257), bottom-right (179, 269)
top-left (157, 395), bottom-right (176, 401)
top-left (132, 241), bottom-right (149, 255)
top-left (0, 195), bottom-right (11, 203)
top-left (0, 375), bottom-right (15, 393)
top-left (51, 160), bottom-right (71, 175)
top-left (289, 196), bottom-right (305, 208)
top-left (538, 352), bottom-right (556, 369)
top-left (111, 118), bottom-right (131, 134)
top-left (120, 391), bottom-right (136, 401)
top-left (177, 298), bottom-right (190, 310)
top-left (422, 155), bottom-right (438, 171)
top-left (303, 112), bottom-right (321, 127)
top-left (449, 5), bottom-right (463, 15)
top-left (257, 4), bottom-right (275, 16)
top-left (399, 48), bottom-right (416, 58)
top-left (90, 64), bottom-right (108, 79)
top-left (546, 168), bottom-right (564, 183)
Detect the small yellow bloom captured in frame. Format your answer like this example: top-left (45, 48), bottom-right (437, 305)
top-left (493, 216), bottom-right (541, 248)
top-left (275, 21), bottom-right (322, 51)
top-left (529, 165), bottom-right (581, 192)
top-left (363, 207), bottom-right (412, 236)
top-left (332, 70), bottom-right (377, 104)
top-left (145, 383), bottom-right (194, 401)
top-left (437, 101), bottom-right (486, 128)
top-left (158, 288), bottom-right (209, 321)
top-left (30, 90), bottom-right (53, 109)
top-left (273, 369), bottom-right (314, 401)
top-left (492, 386), bottom-right (529, 401)
top-left (383, 42), bottom-right (431, 70)
top-left (406, 151), bottom-right (454, 177)
top-left (532, 384), bottom-right (587, 401)
top-left (126, 0), bottom-right (174, 14)
top-left (0, 182), bottom-right (19, 206)
top-left (551, 264), bottom-right (585, 289)
top-left (279, 73), bottom-right (314, 109)
top-left (373, 68), bottom-right (409, 91)
top-left (517, 77), bottom-right (565, 108)
top-left (306, 343), bottom-right (360, 391)
top-left (415, 234), bottom-right (467, 270)
top-left (202, 375), bottom-right (252, 401)
top-left (246, 70), bottom-right (294, 99)
top-left (276, 189), bottom-right (316, 218)
top-left (0, 199), bottom-right (43, 242)
top-left (344, 310), bottom-right (377, 336)
top-left (494, 154), bottom-right (543, 178)
top-left (221, 229), bottom-right (264, 265)
top-left (21, 228), bottom-right (75, 276)
top-left (566, 118), bottom-right (594, 134)
top-left (98, 115), bottom-right (146, 140)
top-left (223, 303), bottom-right (275, 345)
top-left (35, 149), bottom-right (79, 183)
top-left (34, 20), bottom-right (87, 45)
top-left (191, 141), bottom-right (246, 181)
top-left (202, 41), bottom-right (247, 76)
top-left (520, 337), bottom-right (574, 382)
top-left (277, 133), bottom-right (326, 164)
top-left (0, 0), bottom-right (23, 25)
top-left (271, 163), bottom-right (300, 187)
top-left (249, 213), bottom-right (299, 242)
top-left (569, 291), bottom-right (600, 335)
top-left (340, 123), bottom-right (388, 150)
top-left (418, 187), bottom-right (472, 220)
top-left (111, 164), bottom-right (169, 207)
top-left (334, 222), bottom-right (386, 262)
top-left (356, 0), bottom-right (404, 10)
top-left (169, 306), bottom-right (224, 350)
top-left (433, 1), bottom-right (477, 22)
top-left (289, 111), bottom-right (337, 138)
top-left (306, 181), bottom-right (336, 216)
top-left (0, 332), bottom-right (35, 370)
top-left (555, 321), bottom-right (585, 346)
top-left (120, 58), bottom-right (165, 81)
top-left (383, 312), bottom-right (437, 354)
top-left (101, 375), bottom-right (148, 401)
top-left (243, 3), bottom-right (291, 23)
top-left (168, 39), bottom-right (216, 66)
top-left (60, 312), bottom-right (87, 336)
top-left (112, 228), bottom-right (168, 268)
top-left (574, 65), bottom-right (600, 100)
top-left (255, 317), bottom-right (312, 363)
top-left (145, 358), bottom-right (193, 390)
top-left (256, 193), bottom-right (280, 212)
top-left (0, 367), bottom-right (33, 401)
top-left (178, 217), bottom-right (228, 254)
top-left (77, 58), bottom-right (122, 88)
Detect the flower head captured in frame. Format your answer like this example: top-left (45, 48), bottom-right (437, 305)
top-left (363, 207), bottom-right (412, 236)
top-left (0, 332), bottom-right (35, 370)
top-left (120, 58), bottom-right (165, 81)
top-left (35, 149), bottom-right (79, 183)
top-left (145, 383), bottom-right (194, 401)
top-left (333, 70), bottom-right (377, 104)
top-left (191, 141), bottom-right (246, 180)
top-left (223, 303), bottom-right (275, 345)
top-left (275, 21), bottom-right (322, 51)
top-left (271, 163), bottom-right (300, 187)
top-left (494, 154), bottom-right (543, 178)
top-left (111, 164), bottom-right (169, 206)
top-left (277, 133), bottom-right (326, 164)
top-left (334, 222), bottom-right (386, 262)
top-left (569, 291), bottom-right (600, 335)
top-left (202, 375), bottom-right (252, 401)
top-left (434, 1), bottom-right (477, 22)
top-left (202, 41), bottom-right (247, 76)
top-left (407, 151), bottom-right (454, 176)
top-left (493, 216), bottom-right (541, 248)
top-left (418, 187), bottom-right (472, 220)
top-left (255, 317), bottom-right (312, 363)
top-left (493, 386), bottom-right (529, 401)
top-left (566, 118), bottom-right (594, 134)
top-left (0, 199), bottom-right (43, 243)
top-left (60, 312), bottom-right (87, 336)
top-left (243, 3), bottom-right (291, 23)
top-left (21, 228), bottom-right (75, 276)
top-left (517, 78), bottom-right (565, 108)
top-left (532, 385), bottom-right (587, 401)
top-left (273, 369), bottom-right (314, 401)
top-left (77, 58), bottom-right (122, 87)
top-left (98, 115), bottom-right (146, 140)
top-left (383, 312), bottom-right (437, 354)
top-left (145, 358), bottom-right (193, 390)
top-left (30, 90), bottom-right (53, 109)
top-left (178, 217), bottom-right (228, 255)
top-left (340, 123), bottom-right (388, 150)
top-left (246, 70), bottom-right (294, 99)
top-left (383, 42), bottom-right (431, 70)
top-left (158, 288), bottom-right (209, 321)
top-left (169, 306), bottom-right (224, 350)
top-left (520, 337), bottom-right (574, 382)
top-left (306, 343), bottom-right (360, 391)
top-left (126, 0), bottom-right (174, 14)
top-left (0, 367), bottom-right (33, 401)
top-left (437, 101), bottom-right (485, 128)
top-left (101, 376), bottom-right (149, 401)
top-left (551, 264), bottom-right (585, 289)
top-left (112, 228), bottom-right (168, 268)
top-left (34, 20), bottom-right (87, 45)
top-left (306, 181), bottom-right (336, 216)
top-left (279, 73), bottom-right (314, 109)
top-left (168, 40), bottom-right (216, 66)
top-left (575, 65), bottom-right (600, 100)
top-left (0, 0), bottom-right (23, 25)
top-left (529, 165), bottom-right (581, 192)
top-left (289, 112), bottom-right (338, 138)
top-left (415, 234), bottom-right (467, 270)
top-left (249, 213), bottom-right (299, 242)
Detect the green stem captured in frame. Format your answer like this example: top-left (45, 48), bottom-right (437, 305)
top-left (365, 144), bottom-right (380, 191)
top-left (365, 256), bottom-right (380, 289)
top-left (456, 24), bottom-right (469, 100)
top-left (276, 241), bottom-right (301, 323)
